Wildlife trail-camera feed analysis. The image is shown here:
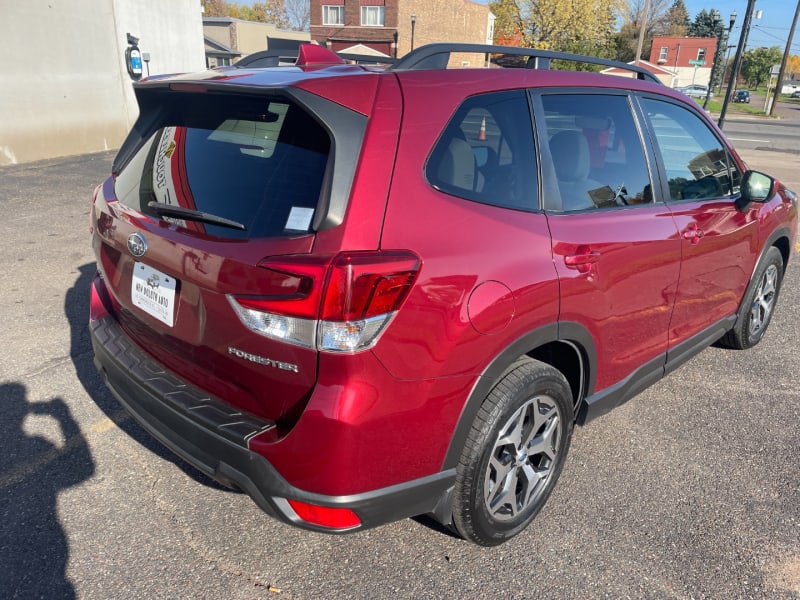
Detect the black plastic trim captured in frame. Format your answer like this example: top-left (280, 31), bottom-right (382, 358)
top-left (664, 316), bottom-right (736, 375)
top-left (391, 43), bottom-right (662, 83)
top-left (577, 315), bottom-right (737, 424)
top-left (91, 316), bottom-right (455, 533)
top-left (442, 321), bottom-right (596, 469)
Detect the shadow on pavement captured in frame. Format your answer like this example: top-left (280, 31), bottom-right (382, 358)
top-left (67, 262), bottom-right (233, 492)
top-left (0, 382), bottom-right (93, 599)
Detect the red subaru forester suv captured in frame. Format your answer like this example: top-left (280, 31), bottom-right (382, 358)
top-left (90, 44), bottom-right (797, 545)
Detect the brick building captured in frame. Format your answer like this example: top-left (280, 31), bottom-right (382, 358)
top-left (310, 0), bottom-right (494, 61)
top-left (649, 36), bottom-right (718, 88)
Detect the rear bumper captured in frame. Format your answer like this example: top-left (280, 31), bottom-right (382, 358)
top-left (90, 315), bottom-right (455, 533)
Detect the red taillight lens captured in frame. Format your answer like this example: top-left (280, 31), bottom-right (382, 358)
top-left (234, 257), bottom-right (330, 319)
top-left (230, 251), bottom-right (420, 352)
top-left (321, 252), bottom-right (420, 321)
top-left (90, 272), bottom-right (111, 321)
top-left (286, 500), bottom-right (361, 529)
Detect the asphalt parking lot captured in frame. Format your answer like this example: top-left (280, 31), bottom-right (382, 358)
top-left (1, 149), bottom-right (798, 599)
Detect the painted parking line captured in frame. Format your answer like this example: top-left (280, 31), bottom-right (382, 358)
top-left (727, 137), bottom-right (772, 143)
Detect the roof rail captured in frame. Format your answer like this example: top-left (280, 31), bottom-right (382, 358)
top-left (389, 43), bottom-right (662, 84)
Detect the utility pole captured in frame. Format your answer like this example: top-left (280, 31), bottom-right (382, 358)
top-left (634, 0), bottom-right (651, 65)
top-left (719, 0), bottom-right (758, 129)
top-left (769, 0), bottom-right (800, 116)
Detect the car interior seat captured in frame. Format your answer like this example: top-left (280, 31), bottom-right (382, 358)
top-left (549, 130), bottom-right (602, 211)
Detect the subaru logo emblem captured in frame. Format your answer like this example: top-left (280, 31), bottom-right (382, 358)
top-left (127, 232), bottom-right (147, 257)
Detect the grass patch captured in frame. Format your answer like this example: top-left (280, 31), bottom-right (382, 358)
top-left (693, 97), bottom-right (769, 116)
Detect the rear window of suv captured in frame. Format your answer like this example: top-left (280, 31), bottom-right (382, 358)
top-left (114, 93), bottom-right (331, 239)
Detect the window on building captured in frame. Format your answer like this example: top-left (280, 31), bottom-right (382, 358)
top-left (697, 48), bottom-right (707, 62)
top-left (323, 5), bottom-right (345, 26)
top-left (659, 47), bottom-right (668, 62)
top-left (361, 6), bottom-right (385, 26)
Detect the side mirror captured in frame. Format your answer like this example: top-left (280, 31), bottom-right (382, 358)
top-left (736, 170), bottom-right (774, 211)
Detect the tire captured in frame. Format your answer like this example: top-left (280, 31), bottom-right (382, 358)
top-left (452, 358), bottom-right (574, 546)
top-left (719, 246), bottom-right (784, 350)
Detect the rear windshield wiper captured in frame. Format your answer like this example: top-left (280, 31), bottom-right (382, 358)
top-left (147, 201), bottom-right (246, 231)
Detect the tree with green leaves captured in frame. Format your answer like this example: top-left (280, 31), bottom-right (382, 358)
top-left (661, 0), bottom-right (690, 36)
top-left (687, 8), bottom-right (720, 37)
top-left (201, 0), bottom-right (294, 30)
top-left (489, 0), bottom-right (622, 59)
top-left (740, 46), bottom-right (782, 89)
top-left (686, 9), bottom-right (729, 91)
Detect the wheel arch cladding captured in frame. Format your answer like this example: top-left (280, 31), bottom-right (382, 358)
top-left (441, 321), bottom-right (596, 470)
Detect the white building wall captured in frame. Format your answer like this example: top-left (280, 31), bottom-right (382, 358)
top-left (0, 0), bottom-right (205, 166)
top-left (673, 66), bottom-right (712, 89)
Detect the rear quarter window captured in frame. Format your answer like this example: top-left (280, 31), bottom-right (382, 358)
top-left (114, 93), bottom-right (330, 239)
top-left (425, 90), bottom-right (538, 211)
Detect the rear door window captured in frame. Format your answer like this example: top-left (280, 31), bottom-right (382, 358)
top-left (540, 93), bottom-right (654, 211)
top-left (114, 93), bottom-right (330, 239)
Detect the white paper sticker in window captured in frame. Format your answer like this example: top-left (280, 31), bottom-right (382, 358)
top-left (286, 207), bottom-right (314, 231)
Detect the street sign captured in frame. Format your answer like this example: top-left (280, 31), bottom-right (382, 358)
top-left (688, 59), bottom-right (706, 67)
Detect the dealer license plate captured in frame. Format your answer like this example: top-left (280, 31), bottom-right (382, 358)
top-left (131, 262), bottom-right (177, 327)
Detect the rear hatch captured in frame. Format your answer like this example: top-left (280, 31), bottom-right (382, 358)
top-left (92, 79), bottom-right (368, 422)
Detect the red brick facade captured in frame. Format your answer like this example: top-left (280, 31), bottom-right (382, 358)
top-left (311, 0), bottom-right (400, 57)
top-left (649, 36), bottom-right (718, 70)
top-left (310, 0), bottom-right (492, 60)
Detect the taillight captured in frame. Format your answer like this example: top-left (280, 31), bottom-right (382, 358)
top-left (229, 251), bottom-right (420, 353)
top-left (286, 500), bottom-right (361, 530)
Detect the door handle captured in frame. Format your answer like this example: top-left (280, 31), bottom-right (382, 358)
top-left (682, 224), bottom-right (705, 243)
top-left (564, 251), bottom-right (601, 273)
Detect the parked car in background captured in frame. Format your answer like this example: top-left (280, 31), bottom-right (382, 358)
top-left (791, 90), bottom-right (800, 99)
top-left (734, 90), bottom-right (751, 103)
top-left (89, 43), bottom-right (797, 547)
top-left (678, 84), bottom-right (710, 98)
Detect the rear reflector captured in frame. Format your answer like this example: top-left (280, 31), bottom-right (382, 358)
top-left (286, 500), bottom-right (361, 529)
top-left (229, 251), bottom-right (420, 353)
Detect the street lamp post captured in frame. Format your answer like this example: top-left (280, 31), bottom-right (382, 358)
top-left (703, 10), bottom-right (723, 110)
top-left (410, 14), bottom-right (416, 51)
top-left (718, 11), bottom-right (737, 94)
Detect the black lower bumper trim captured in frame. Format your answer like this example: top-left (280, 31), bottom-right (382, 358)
top-left (90, 316), bottom-right (455, 532)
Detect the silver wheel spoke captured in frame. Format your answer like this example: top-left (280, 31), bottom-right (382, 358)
top-left (483, 395), bottom-right (562, 521)
top-left (496, 407), bottom-right (526, 451)
top-left (487, 465), bottom-right (519, 517)
top-left (750, 265), bottom-right (778, 334)
top-left (527, 413), bottom-right (560, 462)
top-left (519, 463), bottom-right (544, 507)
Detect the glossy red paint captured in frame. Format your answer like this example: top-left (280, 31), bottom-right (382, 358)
top-left (548, 207), bottom-right (682, 390)
top-left (89, 47), bottom-right (797, 537)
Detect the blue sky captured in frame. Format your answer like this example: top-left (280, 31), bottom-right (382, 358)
top-left (683, 1), bottom-right (799, 53)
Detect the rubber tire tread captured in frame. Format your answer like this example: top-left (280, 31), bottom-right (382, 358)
top-left (719, 246), bottom-right (784, 350)
top-left (452, 357), bottom-right (574, 546)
